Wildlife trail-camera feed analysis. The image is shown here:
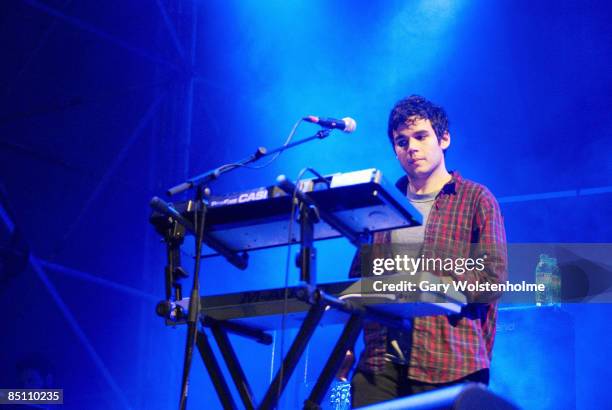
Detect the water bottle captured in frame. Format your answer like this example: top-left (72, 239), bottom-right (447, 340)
top-left (535, 254), bottom-right (561, 306)
top-left (329, 380), bottom-right (351, 410)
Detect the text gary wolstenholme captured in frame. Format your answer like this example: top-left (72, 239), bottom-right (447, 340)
top-left (372, 279), bottom-right (545, 294)
top-left (366, 253), bottom-right (545, 296)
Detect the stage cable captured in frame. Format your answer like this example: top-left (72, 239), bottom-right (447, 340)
top-left (277, 166), bottom-right (326, 404)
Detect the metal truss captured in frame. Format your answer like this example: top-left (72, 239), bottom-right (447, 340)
top-left (6, 1), bottom-right (200, 408)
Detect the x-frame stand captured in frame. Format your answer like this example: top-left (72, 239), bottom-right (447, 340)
top-left (193, 276), bottom-right (408, 409)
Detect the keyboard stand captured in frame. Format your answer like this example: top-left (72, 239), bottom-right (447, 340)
top-left (195, 282), bottom-right (416, 410)
top-left (151, 169), bottom-right (431, 409)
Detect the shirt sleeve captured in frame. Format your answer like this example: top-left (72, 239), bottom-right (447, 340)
top-left (450, 187), bottom-right (508, 303)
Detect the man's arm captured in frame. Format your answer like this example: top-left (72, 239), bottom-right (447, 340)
top-left (448, 187), bottom-right (508, 303)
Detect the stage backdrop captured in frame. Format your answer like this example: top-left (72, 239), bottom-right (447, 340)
top-left (1, 1), bottom-right (611, 409)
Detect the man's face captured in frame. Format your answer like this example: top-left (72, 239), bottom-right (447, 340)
top-left (392, 117), bottom-right (450, 180)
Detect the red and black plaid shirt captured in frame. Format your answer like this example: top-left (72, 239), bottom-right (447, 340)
top-left (350, 171), bottom-right (508, 383)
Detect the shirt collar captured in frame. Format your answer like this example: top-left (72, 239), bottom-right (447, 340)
top-left (441, 170), bottom-right (460, 195)
top-left (395, 170), bottom-right (460, 197)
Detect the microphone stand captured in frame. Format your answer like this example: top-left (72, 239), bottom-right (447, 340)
top-left (166, 129), bottom-right (330, 197)
top-left (178, 184), bottom-right (205, 410)
top-left (166, 126), bottom-right (332, 410)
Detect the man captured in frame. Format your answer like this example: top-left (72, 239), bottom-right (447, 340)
top-left (346, 95), bottom-right (508, 407)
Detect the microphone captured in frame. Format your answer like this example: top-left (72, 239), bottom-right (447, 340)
top-left (304, 115), bottom-right (357, 133)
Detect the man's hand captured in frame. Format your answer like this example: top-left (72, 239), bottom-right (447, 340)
top-left (336, 350), bottom-right (355, 382)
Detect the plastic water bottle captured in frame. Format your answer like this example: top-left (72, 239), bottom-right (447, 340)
top-left (535, 254), bottom-right (561, 306)
top-left (329, 381), bottom-right (351, 409)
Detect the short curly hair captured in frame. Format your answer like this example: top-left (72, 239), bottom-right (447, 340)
top-left (387, 95), bottom-right (449, 148)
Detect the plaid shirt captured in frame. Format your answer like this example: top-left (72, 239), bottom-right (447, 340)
top-left (350, 171), bottom-right (508, 383)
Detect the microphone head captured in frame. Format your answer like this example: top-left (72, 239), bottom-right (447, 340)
top-left (341, 117), bottom-right (357, 133)
top-left (304, 115), bottom-right (319, 123)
